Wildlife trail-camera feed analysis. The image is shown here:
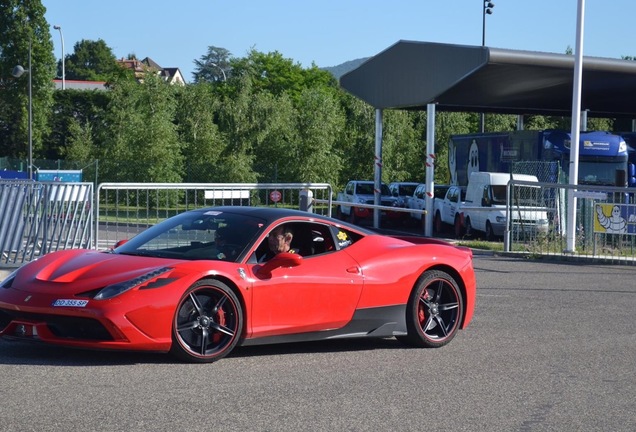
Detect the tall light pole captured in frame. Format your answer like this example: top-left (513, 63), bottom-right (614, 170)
top-left (480, 1), bottom-right (494, 132)
top-left (53, 25), bottom-right (65, 89)
top-left (210, 62), bottom-right (227, 82)
top-left (482, 1), bottom-right (494, 46)
top-left (12, 39), bottom-right (33, 180)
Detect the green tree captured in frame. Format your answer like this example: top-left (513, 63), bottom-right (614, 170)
top-left (46, 88), bottom-right (109, 159)
top-left (175, 82), bottom-right (226, 182)
top-left (381, 110), bottom-right (424, 183)
top-left (99, 72), bottom-right (183, 183)
top-left (229, 49), bottom-right (337, 101)
top-left (61, 117), bottom-right (94, 162)
top-left (210, 75), bottom-right (259, 183)
top-left (0, 0), bottom-right (56, 161)
top-left (249, 91), bottom-right (296, 183)
top-left (64, 39), bottom-right (118, 81)
top-left (290, 87), bottom-right (344, 186)
top-left (335, 93), bottom-right (376, 187)
top-left (192, 46), bottom-right (231, 83)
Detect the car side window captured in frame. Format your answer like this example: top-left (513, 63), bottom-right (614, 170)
top-left (329, 226), bottom-right (362, 250)
top-left (449, 188), bottom-right (457, 203)
top-left (288, 222), bottom-right (335, 257)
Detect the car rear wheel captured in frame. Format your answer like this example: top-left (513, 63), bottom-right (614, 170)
top-left (171, 279), bottom-right (243, 363)
top-left (398, 270), bottom-right (463, 348)
top-left (454, 215), bottom-right (464, 238)
top-left (433, 211), bottom-right (443, 234)
top-left (464, 217), bottom-right (474, 237)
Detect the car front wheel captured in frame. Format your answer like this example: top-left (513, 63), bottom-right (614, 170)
top-left (171, 279), bottom-right (243, 363)
top-left (398, 270), bottom-right (463, 348)
top-left (485, 221), bottom-right (494, 241)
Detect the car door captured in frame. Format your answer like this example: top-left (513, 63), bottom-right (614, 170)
top-left (247, 224), bottom-right (364, 338)
top-left (447, 187), bottom-right (460, 222)
top-left (411, 184), bottom-right (425, 219)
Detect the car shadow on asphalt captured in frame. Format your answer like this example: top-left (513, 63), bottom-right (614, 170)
top-left (0, 337), bottom-right (406, 366)
top-left (230, 337), bottom-right (403, 359)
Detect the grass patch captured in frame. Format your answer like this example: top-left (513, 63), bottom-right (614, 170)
top-left (456, 240), bottom-right (504, 251)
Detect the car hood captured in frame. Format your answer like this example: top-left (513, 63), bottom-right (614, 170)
top-left (12, 249), bottom-right (186, 294)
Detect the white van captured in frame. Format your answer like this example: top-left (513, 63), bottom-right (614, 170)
top-left (459, 172), bottom-right (549, 240)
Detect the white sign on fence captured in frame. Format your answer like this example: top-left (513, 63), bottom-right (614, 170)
top-left (204, 190), bottom-right (250, 200)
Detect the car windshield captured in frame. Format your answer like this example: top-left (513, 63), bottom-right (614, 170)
top-left (491, 186), bottom-right (508, 205)
top-left (114, 210), bottom-right (266, 262)
top-left (578, 160), bottom-right (626, 186)
top-left (399, 185), bottom-right (417, 196)
top-left (492, 185), bottom-right (544, 206)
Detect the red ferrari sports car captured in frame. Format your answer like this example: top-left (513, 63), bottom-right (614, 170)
top-left (0, 207), bottom-right (476, 363)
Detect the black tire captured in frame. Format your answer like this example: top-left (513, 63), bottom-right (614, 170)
top-left (433, 211), bottom-right (443, 234)
top-left (464, 217), bottom-right (474, 237)
top-left (398, 270), bottom-right (463, 348)
top-left (170, 279), bottom-right (243, 363)
top-left (350, 209), bottom-right (359, 224)
top-left (454, 215), bottom-right (464, 238)
top-left (485, 221), bottom-right (494, 241)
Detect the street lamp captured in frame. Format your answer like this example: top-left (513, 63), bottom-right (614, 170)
top-left (12, 39), bottom-right (33, 180)
top-left (210, 62), bottom-right (227, 82)
top-left (53, 24), bottom-right (65, 90)
top-left (482, 1), bottom-right (495, 46)
top-left (480, 1), bottom-right (494, 132)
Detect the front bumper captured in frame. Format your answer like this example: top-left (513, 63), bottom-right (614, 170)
top-left (0, 286), bottom-right (175, 352)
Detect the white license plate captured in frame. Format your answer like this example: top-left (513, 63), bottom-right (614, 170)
top-left (52, 299), bottom-right (89, 307)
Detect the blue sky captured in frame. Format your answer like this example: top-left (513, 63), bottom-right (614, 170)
top-left (43, 1), bottom-right (636, 83)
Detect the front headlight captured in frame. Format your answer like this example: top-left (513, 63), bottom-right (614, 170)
top-left (495, 216), bottom-right (506, 223)
top-left (357, 197), bottom-right (366, 204)
top-left (94, 267), bottom-right (173, 300)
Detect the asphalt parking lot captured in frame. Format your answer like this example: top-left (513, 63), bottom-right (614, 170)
top-left (1, 254), bottom-right (635, 431)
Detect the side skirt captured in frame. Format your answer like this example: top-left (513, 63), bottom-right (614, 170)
top-left (240, 305), bottom-right (407, 347)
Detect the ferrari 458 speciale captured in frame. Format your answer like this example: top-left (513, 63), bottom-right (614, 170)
top-left (0, 207), bottom-right (476, 363)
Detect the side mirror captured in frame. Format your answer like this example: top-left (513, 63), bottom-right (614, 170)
top-left (481, 197), bottom-right (491, 207)
top-left (256, 252), bottom-right (302, 278)
top-left (113, 239), bottom-right (128, 249)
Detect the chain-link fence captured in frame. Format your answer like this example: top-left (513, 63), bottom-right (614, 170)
top-left (507, 179), bottom-right (636, 264)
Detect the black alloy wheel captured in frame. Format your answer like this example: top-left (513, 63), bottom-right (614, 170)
top-left (171, 280), bottom-right (243, 363)
top-left (398, 270), bottom-right (463, 348)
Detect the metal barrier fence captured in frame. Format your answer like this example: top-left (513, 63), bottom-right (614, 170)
top-left (0, 180), bottom-right (94, 265)
top-left (95, 183), bottom-right (333, 250)
top-left (506, 180), bottom-right (636, 264)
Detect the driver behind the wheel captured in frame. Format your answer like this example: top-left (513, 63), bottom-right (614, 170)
top-left (258, 225), bottom-right (297, 262)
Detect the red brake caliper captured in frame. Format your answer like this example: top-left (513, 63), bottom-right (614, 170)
top-left (418, 289), bottom-right (430, 325)
top-left (212, 307), bottom-right (226, 343)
